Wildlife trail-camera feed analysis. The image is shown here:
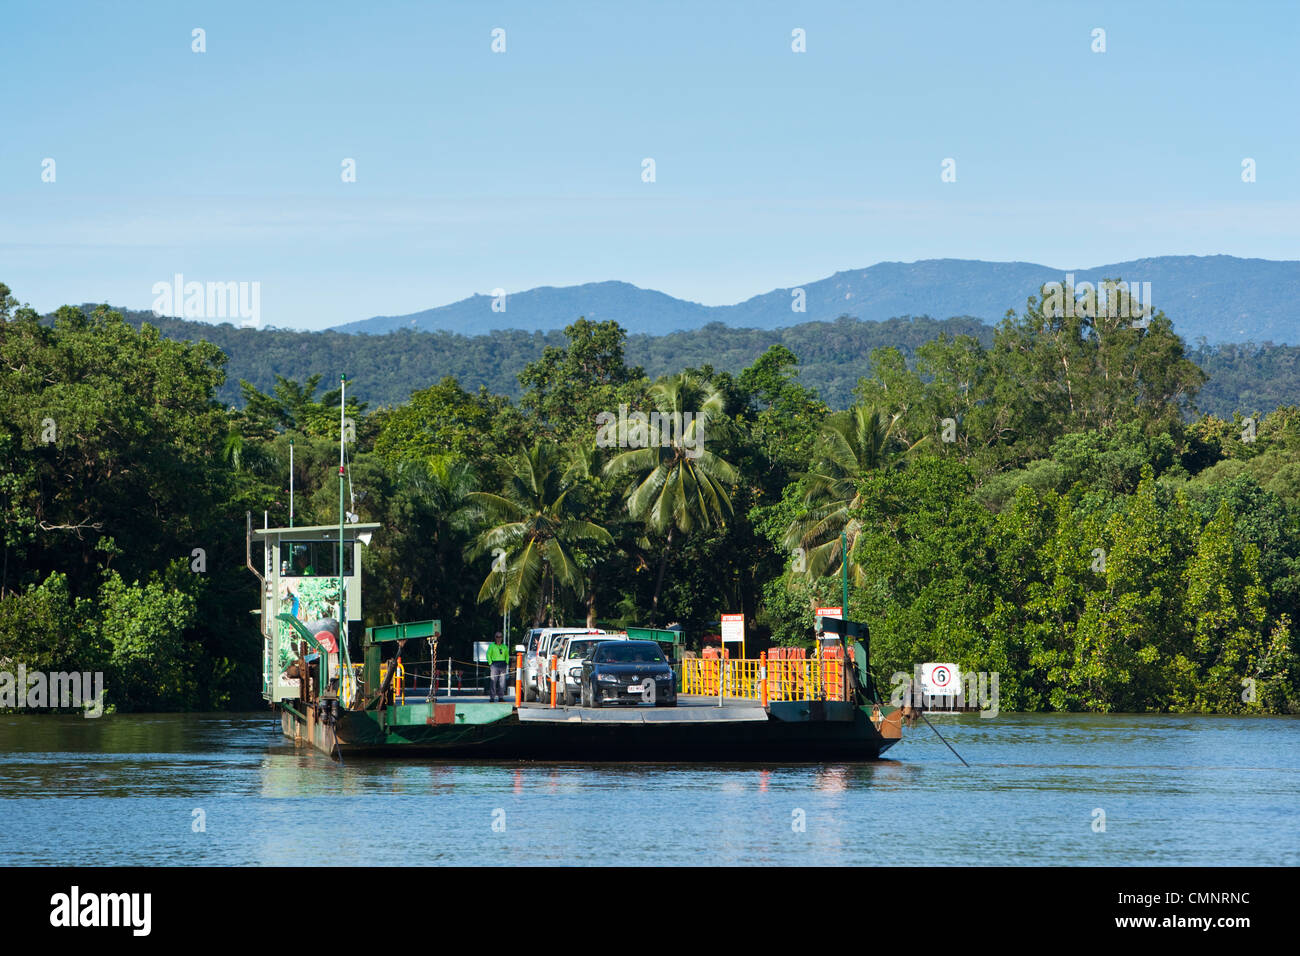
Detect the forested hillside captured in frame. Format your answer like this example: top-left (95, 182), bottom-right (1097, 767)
top-left (109, 306), bottom-right (1300, 417)
top-left (5, 280), bottom-right (1299, 716)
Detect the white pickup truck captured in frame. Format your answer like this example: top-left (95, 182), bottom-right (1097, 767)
top-left (553, 632), bottom-right (629, 705)
top-left (524, 627), bottom-right (607, 701)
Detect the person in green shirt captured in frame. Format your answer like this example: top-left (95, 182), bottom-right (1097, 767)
top-left (486, 631), bottom-right (510, 702)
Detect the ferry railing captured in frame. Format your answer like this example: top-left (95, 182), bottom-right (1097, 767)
top-left (680, 657), bottom-right (847, 702)
top-left (362, 659), bottom-right (405, 703)
top-left (356, 657), bottom-right (849, 706)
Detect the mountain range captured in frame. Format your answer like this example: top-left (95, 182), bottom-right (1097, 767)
top-left (331, 256), bottom-right (1300, 345)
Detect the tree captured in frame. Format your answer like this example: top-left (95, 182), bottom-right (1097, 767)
top-left (519, 318), bottom-right (645, 443)
top-left (784, 404), bottom-right (927, 584)
top-left (360, 457), bottom-right (482, 640)
top-left (373, 376), bottom-right (524, 475)
top-left (848, 456), bottom-right (994, 696)
top-left (603, 372), bottom-right (738, 621)
top-left (1177, 505), bottom-right (1271, 711)
top-left (467, 442), bottom-right (612, 622)
top-left (0, 305), bottom-right (231, 593)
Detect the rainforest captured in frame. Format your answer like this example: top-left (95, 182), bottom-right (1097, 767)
top-left (2, 281), bottom-right (1298, 715)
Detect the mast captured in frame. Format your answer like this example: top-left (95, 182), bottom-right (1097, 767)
top-left (339, 375), bottom-right (346, 630)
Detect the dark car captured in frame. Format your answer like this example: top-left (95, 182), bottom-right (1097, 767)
top-left (581, 640), bottom-right (677, 707)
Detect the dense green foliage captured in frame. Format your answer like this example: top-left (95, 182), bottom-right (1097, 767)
top-left (115, 307), bottom-right (995, 410)
top-left (5, 281), bottom-right (1298, 714)
top-left (109, 307), bottom-right (1300, 419)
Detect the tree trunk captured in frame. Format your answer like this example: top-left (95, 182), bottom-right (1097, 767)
top-left (650, 526), bottom-right (675, 624)
top-left (532, 579), bottom-right (546, 626)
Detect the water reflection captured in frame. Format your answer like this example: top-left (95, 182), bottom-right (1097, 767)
top-left (814, 766), bottom-right (848, 792)
top-left (0, 712), bottom-right (1296, 865)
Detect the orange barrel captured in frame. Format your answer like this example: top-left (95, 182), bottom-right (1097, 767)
top-left (700, 647), bottom-right (717, 693)
top-left (706, 657), bottom-right (719, 695)
top-left (822, 646), bottom-right (844, 701)
top-left (778, 648), bottom-right (795, 700)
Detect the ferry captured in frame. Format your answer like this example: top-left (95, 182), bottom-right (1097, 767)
top-left (244, 378), bottom-right (904, 762)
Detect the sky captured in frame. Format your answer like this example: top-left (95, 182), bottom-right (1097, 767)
top-left (2, 0), bottom-right (1297, 330)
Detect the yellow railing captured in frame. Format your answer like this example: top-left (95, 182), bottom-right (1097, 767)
top-left (386, 660), bottom-right (406, 702)
top-left (355, 660), bottom-right (406, 703)
top-left (680, 657), bottom-right (847, 702)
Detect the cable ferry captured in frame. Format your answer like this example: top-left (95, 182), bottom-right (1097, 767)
top-left (244, 378), bottom-right (904, 762)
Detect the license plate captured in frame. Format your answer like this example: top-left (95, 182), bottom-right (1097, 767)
top-left (627, 684), bottom-right (645, 693)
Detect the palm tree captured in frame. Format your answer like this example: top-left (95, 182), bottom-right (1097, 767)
top-left (369, 456), bottom-right (480, 623)
top-left (784, 404), bottom-right (928, 585)
top-left (603, 372), bottom-right (739, 620)
top-left (222, 428), bottom-right (280, 477)
top-left (467, 441), bottom-right (612, 623)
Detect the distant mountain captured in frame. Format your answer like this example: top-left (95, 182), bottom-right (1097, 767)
top-left (331, 256), bottom-right (1300, 345)
top-left (335, 281), bottom-right (713, 336)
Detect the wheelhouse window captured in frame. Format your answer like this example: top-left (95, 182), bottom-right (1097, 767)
top-left (280, 540), bottom-right (355, 577)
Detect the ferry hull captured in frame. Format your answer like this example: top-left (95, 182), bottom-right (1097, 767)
top-left (282, 699), bottom-right (901, 762)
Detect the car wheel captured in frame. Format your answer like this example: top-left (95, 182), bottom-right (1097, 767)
top-left (589, 684), bottom-right (602, 708)
top-left (563, 685), bottom-right (573, 707)
top-left (524, 681), bottom-right (537, 703)
top-left (581, 682), bottom-right (592, 708)
top-left (656, 699), bottom-right (677, 707)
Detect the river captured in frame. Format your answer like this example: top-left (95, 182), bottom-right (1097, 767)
top-left (1, 712), bottom-right (1295, 866)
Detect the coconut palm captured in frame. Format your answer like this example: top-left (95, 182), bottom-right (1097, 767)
top-left (603, 372), bottom-right (739, 620)
top-left (784, 404), bottom-right (928, 584)
top-left (222, 428), bottom-right (280, 476)
top-left (467, 441), bottom-right (612, 623)
top-left (363, 456), bottom-right (481, 624)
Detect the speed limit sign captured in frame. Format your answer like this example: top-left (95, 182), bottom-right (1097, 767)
top-left (921, 662), bottom-right (959, 694)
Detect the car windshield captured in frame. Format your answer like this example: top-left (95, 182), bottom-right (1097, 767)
top-left (567, 640), bottom-right (598, 659)
top-left (593, 643), bottom-right (665, 664)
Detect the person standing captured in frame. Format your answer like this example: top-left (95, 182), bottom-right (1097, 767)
top-left (486, 631), bottom-right (510, 702)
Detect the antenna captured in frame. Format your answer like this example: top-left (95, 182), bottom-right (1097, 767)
top-left (339, 374), bottom-right (346, 629)
top-left (337, 373), bottom-right (355, 706)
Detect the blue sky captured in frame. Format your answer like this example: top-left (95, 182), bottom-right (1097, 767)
top-left (3, 0), bottom-right (1296, 330)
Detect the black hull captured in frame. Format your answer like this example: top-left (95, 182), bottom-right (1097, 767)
top-left (289, 701), bottom-right (902, 762)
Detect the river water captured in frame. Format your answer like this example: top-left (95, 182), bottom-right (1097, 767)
top-left (1, 712), bottom-right (1295, 866)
